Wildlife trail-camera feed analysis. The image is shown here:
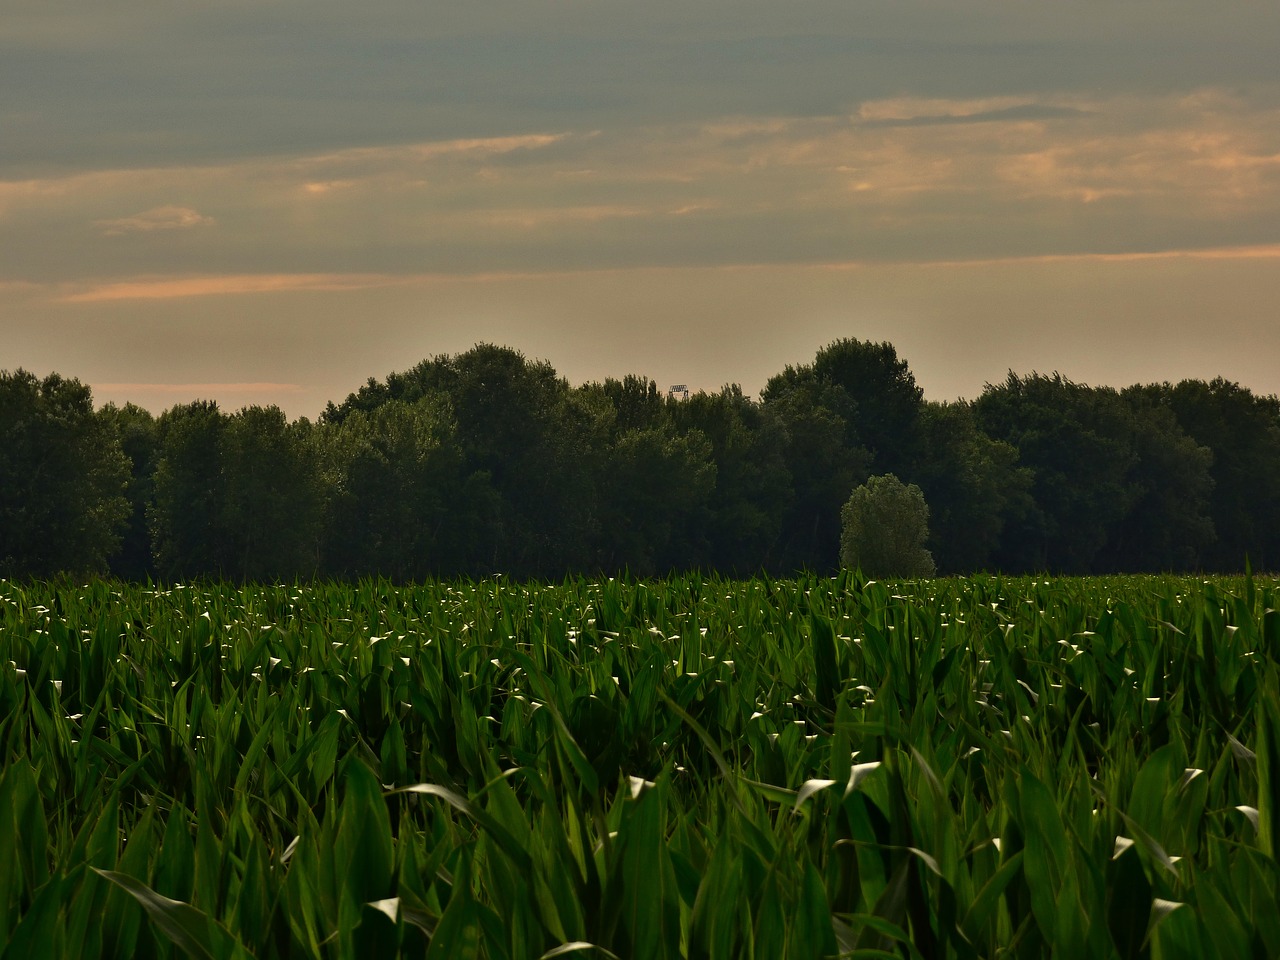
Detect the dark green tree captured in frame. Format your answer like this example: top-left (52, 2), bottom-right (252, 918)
top-left (592, 424), bottom-right (717, 575)
top-left (974, 373), bottom-right (1214, 572)
top-left (100, 403), bottom-right (160, 579)
top-left (811, 339), bottom-right (924, 477)
top-left (1131, 378), bottom-right (1280, 570)
top-left (909, 401), bottom-right (1034, 573)
top-left (0, 370), bottom-right (130, 576)
top-left (596, 375), bottom-right (669, 434)
top-left (221, 406), bottom-right (323, 581)
top-left (761, 364), bottom-right (871, 572)
top-left (324, 345), bottom-right (604, 577)
top-left (1102, 389), bottom-right (1215, 571)
top-left (149, 401), bottom-right (229, 578)
top-left (668, 386), bottom-right (791, 574)
top-left (316, 395), bottom-right (498, 579)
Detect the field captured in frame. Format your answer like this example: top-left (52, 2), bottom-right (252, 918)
top-left (2, 573), bottom-right (1279, 959)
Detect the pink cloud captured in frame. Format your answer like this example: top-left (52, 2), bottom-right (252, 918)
top-left (61, 272), bottom-right (403, 302)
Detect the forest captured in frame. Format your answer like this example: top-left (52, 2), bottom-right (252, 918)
top-left (3, 338), bottom-right (1279, 580)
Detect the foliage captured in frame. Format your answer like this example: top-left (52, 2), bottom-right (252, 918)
top-left (974, 373), bottom-right (1215, 573)
top-left (0, 370), bottom-right (130, 576)
top-left (3, 573), bottom-right (1280, 958)
top-left (809, 338), bottom-right (924, 478)
top-left (149, 401), bottom-right (230, 578)
top-left (840, 473), bottom-right (937, 577)
top-left (99, 403), bottom-right (161, 580)
top-left (1131, 378), bottom-right (1280, 571)
top-left (909, 400), bottom-right (1033, 573)
top-left (5, 343), bottom-right (1279, 579)
top-left (762, 364), bottom-right (871, 571)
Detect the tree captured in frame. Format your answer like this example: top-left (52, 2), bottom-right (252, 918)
top-left (220, 406), bottom-right (323, 581)
top-left (909, 401), bottom-right (1033, 573)
top-left (1133, 378), bottom-right (1280, 571)
top-left (761, 364), bottom-right (871, 572)
top-left (840, 474), bottom-right (936, 577)
top-left (974, 373), bottom-right (1214, 573)
top-left (811, 339), bottom-right (924, 477)
top-left (100, 402), bottom-right (160, 579)
top-left (322, 345), bottom-right (605, 577)
top-left (149, 401), bottom-right (229, 578)
top-left (667, 385), bottom-right (791, 574)
top-left (593, 425), bottom-right (717, 575)
top-left (0, 370), bottom-right (130, 576)
top-left (1104, 389), bottom-right (1214, 571)
top-left (316, 395), bottom-right (498, 579)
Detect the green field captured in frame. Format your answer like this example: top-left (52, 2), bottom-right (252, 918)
top-left (2, 574), bottom-right (1279, 958)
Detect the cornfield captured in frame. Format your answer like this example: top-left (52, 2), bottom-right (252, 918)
top-left (2, 572), bottom-right (1278, 958)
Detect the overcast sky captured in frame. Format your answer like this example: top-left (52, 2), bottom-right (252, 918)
top-left (4, 1), bottom-right (1279, 417)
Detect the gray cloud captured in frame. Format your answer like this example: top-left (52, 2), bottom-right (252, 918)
top-left (3, 1), bottom-right (1279, 175)
top-left (94, 205), bottom-right (214, 235)
top-left (858, 104), bottom-right (1090, 128)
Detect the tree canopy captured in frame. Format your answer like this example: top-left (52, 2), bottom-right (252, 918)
top-left (0, 370), bottom-right (130, 577)
top-left (840, 474), bottom-right (936, 578)
top-left (3, 339), bottom-right (1278, 580)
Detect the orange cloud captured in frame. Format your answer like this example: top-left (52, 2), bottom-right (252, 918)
top-left (61, 273), bottom-right (404, 302)
top-left (813, 243), bottom-right (1280, 271)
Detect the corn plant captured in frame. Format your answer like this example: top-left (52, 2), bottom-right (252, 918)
top-left (1, 571), bottom-right (1279, 958)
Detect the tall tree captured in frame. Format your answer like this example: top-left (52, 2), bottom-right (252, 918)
top-left (100, 402), bottom-right (160, 579)
top-left (592, 424), bottom-right (717, 575)
top-left (0, 370), bottom-right (130, 576)
top-left (974, 373), bottom-right (1213, 572)
top-left (668, 386), bottom-right (791, 574)
top-left (1132, 378), bottom-right (1280, 570)
top-left (1103, 389), bottom-right (1214, 571)
top-left (909, 401), bottom-right (1033, 573)
top-left (316, 395), bottom-right (498, 579)
top-left (761, 364), bottom-right (871, 572)
top-left (221, 406), bottom-right (323, 581)
top-left (149, 401), bottom-right (229, 578)
top-left (811, 339), bottom-right (924, 477)
top-left (324, 345), bottom-right (605, 577)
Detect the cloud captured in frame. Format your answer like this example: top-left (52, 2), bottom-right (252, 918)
top-left (4, 89), bottom-right (1280, 289)
top-left (858, 103), bottom-right (1089, 128)
top-left (61, 273), bottom-right (403, 302)
top-left (815, 243), bottom-right (1280, 270)
top-left (94, 205), bottom-right (214, 235)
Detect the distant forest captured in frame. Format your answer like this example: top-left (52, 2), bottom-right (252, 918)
top-left (3, 339), bottom-right (1279, 580)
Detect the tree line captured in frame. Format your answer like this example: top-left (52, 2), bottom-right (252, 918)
top-left (3, 339), bottom-right (1279, 580)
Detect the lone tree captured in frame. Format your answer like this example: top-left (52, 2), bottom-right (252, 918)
top-left (840, 473), bottom-right (936, 577)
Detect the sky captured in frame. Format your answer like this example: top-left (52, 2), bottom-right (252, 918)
top-left (3, 0), bottom-right (1280, 418)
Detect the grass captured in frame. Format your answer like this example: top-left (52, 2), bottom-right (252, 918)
top-left (1, 571), bottom-right (1278, 958)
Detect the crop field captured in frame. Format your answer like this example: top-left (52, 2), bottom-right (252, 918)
top-left (2, 573), bottom-right (1279, 959)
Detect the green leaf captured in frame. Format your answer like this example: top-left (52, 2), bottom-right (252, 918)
top-left (960, 850), bottom-right (1024, 943)
top-left (541, 942), bottom-right (623, 959)
top-left (1107, 844), bottom-right (1152, 960)
top-left (392, 782), bottom-right (533, 873)
top-left (810, 613), bottom-right (839, 712)
top-left (1257, 683), bottom-right (1280, 860)
top-left (91, 869), bottom-right (240, 960)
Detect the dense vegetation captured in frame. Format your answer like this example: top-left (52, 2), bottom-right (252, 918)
top-left (3, 573), bottom-right (1279, 957)
top-left (3, 339), bottom-right (1280, 580)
